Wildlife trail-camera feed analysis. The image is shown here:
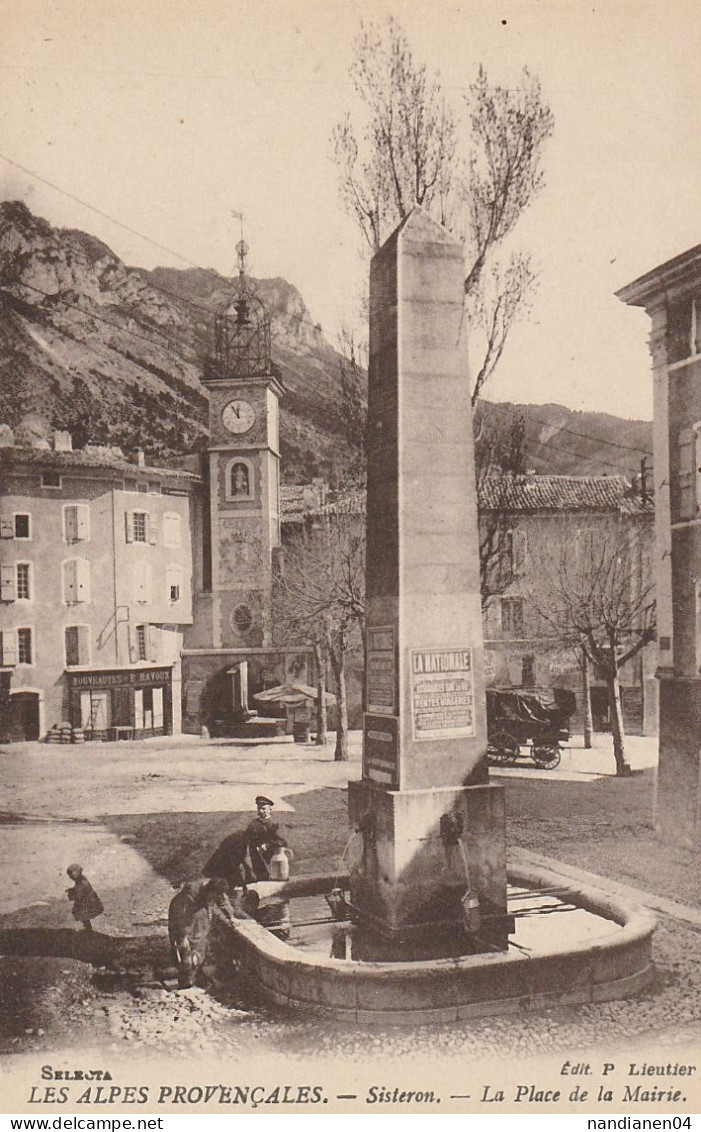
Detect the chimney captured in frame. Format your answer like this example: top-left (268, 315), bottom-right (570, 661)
top-left (53, 430), bottom-right (73, 452)
top-left (0, 424), bottom-right (15, 448)
top-left (136, 448), bottom-right (145, 468)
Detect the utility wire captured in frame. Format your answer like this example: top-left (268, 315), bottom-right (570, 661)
top-left (478, 397), bottom-right (652, 457)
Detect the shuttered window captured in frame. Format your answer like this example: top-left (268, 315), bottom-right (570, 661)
top-left (65, 625), bottom-right (90, 667)
top-left (63, 559), bottom-right (91, 603)
top-left (678, 428), bottom-right (695, 520)
top-left (0, 630), bottom-right (17, 666)
top-left (1, 514), bottom-right (30, 539)
top-left (677, 423), bottom-right (701, 522)
top-left (64, 505), bottom-right (90, 542)
top-left (162, 512), bottom-right (181, 548)
top-left (132, 561), bottom-right (152, 604)
top-left (126, 511), bottom-right (156, 544)
top-left (1, 565), bottom-right (16, 602)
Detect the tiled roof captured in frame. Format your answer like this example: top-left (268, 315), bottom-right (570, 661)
top-left (281, 475), bottom-right (653, 521)
top-left (280, 482), bottom-right (328, 520)
top-left (477, 474), bottom-right (654, 514)
top-left (0, 445), bottom-right (201, 481)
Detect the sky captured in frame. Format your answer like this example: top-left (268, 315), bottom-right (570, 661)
top-left (0, 0), bottom-right (699, 422)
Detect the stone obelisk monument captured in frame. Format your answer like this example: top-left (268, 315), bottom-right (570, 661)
top-left (348, 209), bottom-right (508, 955)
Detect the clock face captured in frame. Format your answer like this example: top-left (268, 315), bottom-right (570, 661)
top-left (222, 399), bottom-right (255, 434)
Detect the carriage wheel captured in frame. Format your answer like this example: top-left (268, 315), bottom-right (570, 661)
top-left (487, 731), bottom-right (520, 765)
top-left (532, 744), bottom-right (561, 770)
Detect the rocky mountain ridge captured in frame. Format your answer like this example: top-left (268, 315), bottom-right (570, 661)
top-left (0, 201), bottom-right (651, 482)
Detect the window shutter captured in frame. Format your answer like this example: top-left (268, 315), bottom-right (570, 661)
top-left (0, 518), bottom-right (13, 539)
top-left (134, 688), bottom-right (144, 727)
top-left (133, 562), bottom-right (152, 603)
top-left (76, 559), bottom-right (91, 603)
top-left (65, 626), bottom-right (79, 666)
top-left (64, 506), bottom-right (78, 542)
top-left (1, 564), bottom-right (17, 602)
top-left (148, 514), bottom-right (157, 545)
top-left (143, 562), bottom-right (152, 602)
top-left (163, 513), bottom-right (181, 548)
top-left (132, 562), bottom-right (141, 603)
top-left (149, 625), bottom-right (158, 663)
top-left (76, 505), bottom-right (90, 541)
top-left (125, 511), bottom-right (134, 543)
top-left (63, 559), bottom-right (77, 603)
top-left (152, 686), bottom-right (164, 727)
top-left (679, 428), bottom-right (694, 520)
top-left (78, 625), bottom-right (90, 664)
top-left (1, 630), bottom-right (17, 665)
top-left (80, 691), bottom-right (92, 728)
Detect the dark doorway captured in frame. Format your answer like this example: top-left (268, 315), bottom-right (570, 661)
top-left (590, 686), bottom-right (611, 731)
top-left (9, 692), bottom-right (40, 741)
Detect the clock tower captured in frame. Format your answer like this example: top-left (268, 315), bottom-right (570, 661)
top-left (201, 239), bottom-right (283, 651)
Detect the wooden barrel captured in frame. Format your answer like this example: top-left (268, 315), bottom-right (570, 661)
top-left (292, 721), bottom-right (310, 743)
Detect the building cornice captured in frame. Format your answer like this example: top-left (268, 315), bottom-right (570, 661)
top-left (617, 244), bottom-right (701, 309)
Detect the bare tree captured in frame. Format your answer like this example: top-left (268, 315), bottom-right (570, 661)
top-left (274, 513), bottom-right (365, 762)
top-left (332, 18), bottom-right (554, 402)
top-left (476, 411), bottom-right (526, 606)
top-left (527, 518), bottom-right (656, 776)
top-left (335, 327), bottom-right (368, 488)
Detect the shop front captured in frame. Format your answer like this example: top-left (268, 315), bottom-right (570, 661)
top-left (68, 666), bottom-right (173, 740)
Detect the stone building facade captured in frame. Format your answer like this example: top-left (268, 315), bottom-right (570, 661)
top-left (480, 474), bottom-right (657, 736)
top-left (280, 474), bottom-right (657, 737)
top-left (0, 435), bottom-right (197, 741)
top-left (618, 245), bottom-right (701, 845)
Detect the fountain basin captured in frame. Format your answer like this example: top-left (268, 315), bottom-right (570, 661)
top-left (229, 859), bottom-right (656, 1025)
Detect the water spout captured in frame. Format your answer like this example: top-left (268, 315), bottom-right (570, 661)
top-left (456, 837), bottom-right (481, 936)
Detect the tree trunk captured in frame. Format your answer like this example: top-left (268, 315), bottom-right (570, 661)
top-left (581, 648), bottom-right (593, 750)
top-left (607, 672), bottom-right (631, 776)
top-left (328, 633), bottom-right (349, 762)
top-left (312, 642), bottom-right (328, 746)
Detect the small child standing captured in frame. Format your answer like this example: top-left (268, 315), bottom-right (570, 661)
top-left (66, 863), bottom-right (104, 931)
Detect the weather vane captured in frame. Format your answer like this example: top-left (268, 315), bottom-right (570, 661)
top-left (231, 209), bottom-right (247, 279)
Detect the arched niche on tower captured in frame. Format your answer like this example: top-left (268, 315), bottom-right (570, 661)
top-left (224, 457), bottom-right (255, 502)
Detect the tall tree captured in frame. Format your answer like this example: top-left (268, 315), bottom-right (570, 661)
top-left (332, 18), bottom-right (554, 402)
top-left (527, 518), bottom-right (656, 776)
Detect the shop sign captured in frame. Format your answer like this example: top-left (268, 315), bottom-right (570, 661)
top-left (70, 667), bottom-right (172, 689)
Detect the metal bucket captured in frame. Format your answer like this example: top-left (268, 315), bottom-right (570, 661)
top-left (461, 892), bottom-right (481, 935)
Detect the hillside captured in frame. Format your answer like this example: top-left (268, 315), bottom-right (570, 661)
top-left (0, 201), bottom-right (651, 481)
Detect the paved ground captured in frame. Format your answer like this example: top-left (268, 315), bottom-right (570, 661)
top-left (0, 729), bottom-right (698, 1066)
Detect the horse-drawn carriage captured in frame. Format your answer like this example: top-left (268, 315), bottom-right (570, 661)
top-left (486, 687), bottom-right (576, 770)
